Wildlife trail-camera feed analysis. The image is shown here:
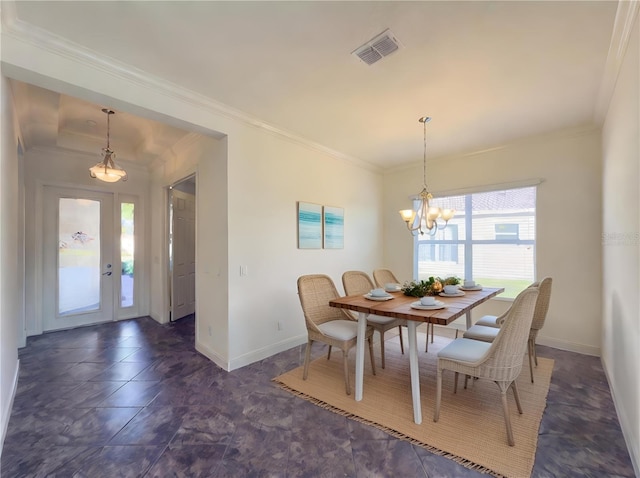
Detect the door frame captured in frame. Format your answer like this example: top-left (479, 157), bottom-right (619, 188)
top-left (166, 174), bottom-right (197, 323)
top-left (37, 183), bottom-right (144, 332)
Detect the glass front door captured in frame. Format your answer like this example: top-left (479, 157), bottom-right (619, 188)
top-left (43, 187), bottom-right (115, 331)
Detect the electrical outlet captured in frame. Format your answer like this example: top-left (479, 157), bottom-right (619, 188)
top-left (240, 265), bottom-right (248, 276)
top-left (277, 321), bottom-right (283, 331)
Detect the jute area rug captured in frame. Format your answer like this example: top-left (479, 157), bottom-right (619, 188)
top-left (274, 329), bottom-right (553, 478)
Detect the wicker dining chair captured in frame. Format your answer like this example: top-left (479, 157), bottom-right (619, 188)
top-left (473, 279), bottom-right (544, 328)
top-left (434, 287), bottom-right (539, 446)
top-left (342, 271), bottom-right (405, 369)
top-left (372, 268), bottom-right (438, 353)
top-left (297, 274), bottom-right (376, 395)
top-left (462, 277), bottom-right (552, 382)
top-left (372, 268), bottom-right (400, 289)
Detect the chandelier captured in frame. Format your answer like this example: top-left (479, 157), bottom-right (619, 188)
top-left (89, 108), bottom-right (128, 183)
top-left (399, 116), bottom-right (454, 236)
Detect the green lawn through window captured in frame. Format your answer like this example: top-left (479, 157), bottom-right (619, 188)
top-left (474, 278), bottom-right (531, 299)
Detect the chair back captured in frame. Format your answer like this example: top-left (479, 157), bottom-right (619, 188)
top-left (531, 277), bottom-right (552, 331)
top-left (297, 275), bottom-right (353, 334)
top-left (481, 287), bottom-right (539, 382)
top-left (342, 270), bottom-right (375, 296)
top-left (373, 269), bottom-right (400, 288)
top-left (496, 278), bottom-right (551, 328)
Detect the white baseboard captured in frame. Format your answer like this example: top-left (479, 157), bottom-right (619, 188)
top-left (228, 334), bottom-right (307, 371)
top-left (196, 334), bottom-right (307, 372)
top-left (602, 359), bottom-right (640, 477)
top-left (194, 340), bottom-right (229, 371)
top-left (536, 335), bottom-right (600, 356)
top-left (195, 334), bottom-right (307, 372)
top-left (0, 359), bottom-right (20, 457)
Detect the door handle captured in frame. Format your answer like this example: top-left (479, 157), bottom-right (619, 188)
top-left (102, 271), bottom-right (112, 276)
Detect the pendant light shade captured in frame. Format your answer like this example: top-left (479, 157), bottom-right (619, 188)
top-left (89, 109), bottom-right (128, 183)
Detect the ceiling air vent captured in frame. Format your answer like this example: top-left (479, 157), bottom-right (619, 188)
top-left (352, 29), bottom-right (402, 66)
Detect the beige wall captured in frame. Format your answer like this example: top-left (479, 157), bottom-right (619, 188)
top-left (0, 76), bottom-right (22, 450)
top-left (601, 11), bottom-right (639, 475)
top-left (383, 127), bottom-right (603, 355)
top-left (150, 122), bottom-right (384, 370)
top-left (223, 126), bottom-right (382, 368)
top-left (149, 135), bottom-right (232, 363)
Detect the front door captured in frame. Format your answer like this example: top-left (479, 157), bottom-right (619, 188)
top-left (43, 186), bottom-right (115, 331)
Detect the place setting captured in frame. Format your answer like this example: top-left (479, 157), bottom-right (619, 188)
top-left (410, 295), bottom-right (446, 310)
top-left (383, 282), bottom-right (402, 293)
top-left (459, 279), bottom-right (483, 291)
top-left (438, 284), bottom-right (466, 297)
top-left (364, 288), bottom-right (394, 301)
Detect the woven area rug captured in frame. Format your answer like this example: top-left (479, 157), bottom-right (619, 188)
top-left (274, 330), bottom-right (553, 478)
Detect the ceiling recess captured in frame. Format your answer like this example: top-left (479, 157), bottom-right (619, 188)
top-left (352, 29), bottom-right (402, 65)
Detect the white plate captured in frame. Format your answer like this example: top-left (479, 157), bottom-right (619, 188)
top-left (439, 291), bottom-right (466, 297)
top-left (384, 286), bottom-right (401, 292)
top-left (364, 293), bottom-right (393, 301)
top-left (410, 300), bottom-right (446, 310)
top-left (460, 285), bottom-right (483, 291)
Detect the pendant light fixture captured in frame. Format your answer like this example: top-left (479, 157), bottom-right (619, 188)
top-left (399, 116), bottom-right (454, 236)
top-left (89, 108), bottom-right (128, 183)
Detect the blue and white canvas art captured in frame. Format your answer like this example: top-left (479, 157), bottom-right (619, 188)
top-left (298, 202), bottom-right (322, 249)
top-left (323, 206), bottom-right (344, 249)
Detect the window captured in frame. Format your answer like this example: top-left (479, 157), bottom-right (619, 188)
top-left (495, 223), bottom-right (519, 240)
top-left (414, 186), bottom-right (536, 299)
top-left (120, 201), bottom-right (135, 309)
top-left (419, 224), bottom-right (458, 263)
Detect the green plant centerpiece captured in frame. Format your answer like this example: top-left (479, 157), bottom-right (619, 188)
top-left (401, 277), bottom-right (443, 297)
top-left (440, 276), bottom-right (461, 286)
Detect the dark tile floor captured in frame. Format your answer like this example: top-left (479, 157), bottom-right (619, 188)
top-left (1, 316), bottom-right (635, 477)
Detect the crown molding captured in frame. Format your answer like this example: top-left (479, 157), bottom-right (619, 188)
top-left (594, 0), bottom-right (640, 123)
top-left (1, 2), bottom-right (378, 173)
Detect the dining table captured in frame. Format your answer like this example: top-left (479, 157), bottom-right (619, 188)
top-left (329, 286), bottom-right (504, 424)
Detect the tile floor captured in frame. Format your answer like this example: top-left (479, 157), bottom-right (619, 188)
top-left (1, 316), bottom-right (635, 477)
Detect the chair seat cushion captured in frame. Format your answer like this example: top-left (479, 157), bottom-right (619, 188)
top-left (474, 315), bottom-right (500, 328)
top-left (318, 320), bottom-right (358, 341)
top-left (438, 338), bottom-right (491, 363)
top-left (463, 325), bottom-right (500, 342)
top-left (366, 315), bottom-right (399, 325)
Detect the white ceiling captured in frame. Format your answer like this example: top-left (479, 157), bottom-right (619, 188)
top-left (7, 1), bottom-right (620, 170)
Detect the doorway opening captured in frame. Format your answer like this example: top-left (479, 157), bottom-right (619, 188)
top-left (168, 175), bottom-right (196, 322)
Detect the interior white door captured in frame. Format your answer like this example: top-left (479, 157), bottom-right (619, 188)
top-left (43, 186), bottom-right (115, 331)
top-left (171, 189), bottom-right (196, 321)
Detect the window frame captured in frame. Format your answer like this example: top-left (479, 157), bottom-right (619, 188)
top-left (116, 193), bottom-right (142, 318)
top-left (412, 185), bottom-right (538, 300)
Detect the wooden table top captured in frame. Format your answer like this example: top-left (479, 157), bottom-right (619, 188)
top-left (329, 287), bottom-right (504, 326)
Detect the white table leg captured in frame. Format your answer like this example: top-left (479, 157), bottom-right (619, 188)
top-left (355, 311), bottom-right (368, 401)
top-left (466, 311), bottom-right (472, 329)
top-left (407, 320), bottom-right (422, 424)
